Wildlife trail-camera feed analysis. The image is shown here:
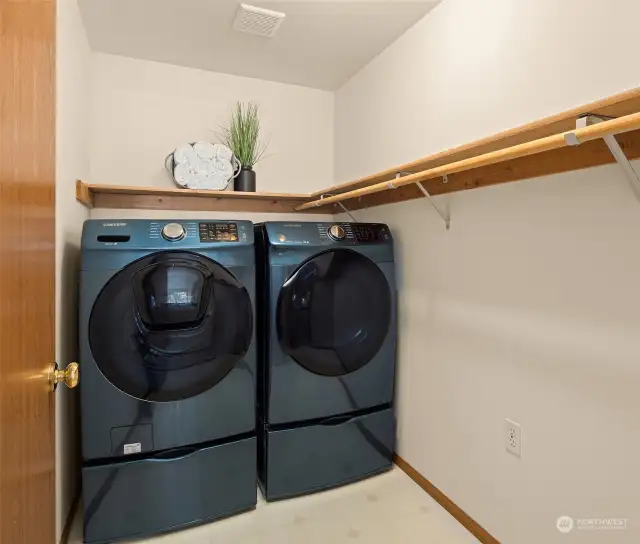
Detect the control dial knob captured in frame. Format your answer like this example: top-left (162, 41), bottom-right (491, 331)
top-left (162, 222), bottom-right (186, 241)
top-left (327, 224), bottom-right (346, 240)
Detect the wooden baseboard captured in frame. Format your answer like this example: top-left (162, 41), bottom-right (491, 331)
top-left (60, 493), bottom-right (80, 544)
top-left (394, 454), bottom-right (500, 544)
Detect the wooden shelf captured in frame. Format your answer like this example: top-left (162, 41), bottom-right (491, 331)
top-left (76, 181), bottom-right (333, 214)
top-left (78, 88), bottom-right (640, 216)
top-left (304, 88), bottom-right (640, 212)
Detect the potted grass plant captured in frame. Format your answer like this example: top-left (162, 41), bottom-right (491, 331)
top-left (221, 101), bottom-right (268, 192)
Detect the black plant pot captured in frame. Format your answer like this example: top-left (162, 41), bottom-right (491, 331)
top-left (235, 167), bottom-right (256, 192)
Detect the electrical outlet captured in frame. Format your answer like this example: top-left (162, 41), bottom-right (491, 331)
top-left (504, 418), bottom-right (522, 457)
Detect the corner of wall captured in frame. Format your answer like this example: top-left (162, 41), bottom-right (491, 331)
top-left (55, 0), bottom-right (91, 540)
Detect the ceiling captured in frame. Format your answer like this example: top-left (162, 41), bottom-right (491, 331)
top-left (78, 0), bottom-right (441, 91)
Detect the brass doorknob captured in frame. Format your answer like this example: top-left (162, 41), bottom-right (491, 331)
top-left (50, 362), bottom-right (79, 391)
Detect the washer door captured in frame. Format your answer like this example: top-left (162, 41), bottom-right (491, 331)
top-left (277, 249), bottom-right (391, 377)
top-left (89, 252), bottom-right (253, 402)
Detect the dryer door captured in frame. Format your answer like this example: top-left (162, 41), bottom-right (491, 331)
top-left (277, 249), bottom-right (391, 377)
top-left (89, 251), bottom-right (253, 402)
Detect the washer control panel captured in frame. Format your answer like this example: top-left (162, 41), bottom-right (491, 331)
top-left (198, 222), bottom-right (239, 242)
top-left (89, 219), bottom-right (253, 249)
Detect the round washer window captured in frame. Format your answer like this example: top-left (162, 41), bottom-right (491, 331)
top-left (277, 249), bottom-right (391, 377)
top-left (89, 251), bottom-right (253, 402)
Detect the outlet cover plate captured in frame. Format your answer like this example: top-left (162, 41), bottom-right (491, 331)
top-left (504, 418), bottom-right (522, 457)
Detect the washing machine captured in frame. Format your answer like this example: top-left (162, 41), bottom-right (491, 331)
top-left (255, 221), bottom-right (397, 500)
top-left (79, 219), bottom-right (257, 543)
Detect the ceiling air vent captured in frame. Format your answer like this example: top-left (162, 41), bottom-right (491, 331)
top-left (233, 4), bottom-right (286, 38)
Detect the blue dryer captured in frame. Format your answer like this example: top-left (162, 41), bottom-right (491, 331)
top-left (79, 219), bottom-right (256, 543)
top-left (255, 221), bottom-right (397, 500)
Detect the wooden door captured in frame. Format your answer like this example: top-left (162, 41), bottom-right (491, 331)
top-left (0, 1), bottom-right (57, 543)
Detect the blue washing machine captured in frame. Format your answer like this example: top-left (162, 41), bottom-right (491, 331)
top-left (255, 222), bottom-right (397, 500)
top-left (79, 219), bottom-right (257, 543)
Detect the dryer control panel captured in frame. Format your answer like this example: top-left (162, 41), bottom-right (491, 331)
top-left (318, 223), bottom-right (390, 243)
top-left (265, 222), bottom-right (391, 246)
top-left (351, 224), bottom-right (390, 242)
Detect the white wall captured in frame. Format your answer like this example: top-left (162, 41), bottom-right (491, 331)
top-left (336, 0), bottom-right (640, 182)
top-left (89, 53), bottom-right (334, 195)
top-left (55, 0), bottom-right (91, 540)
top-left (335, 1), bottom-right (640, 543)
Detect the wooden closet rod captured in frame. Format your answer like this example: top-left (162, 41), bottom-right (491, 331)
top-left (296, 111), bottom-right (640, 211)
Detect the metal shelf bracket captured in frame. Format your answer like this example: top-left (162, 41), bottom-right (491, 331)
top-left (320, 194), bottom-right (358, 222)
top-left (395, 172), bottom-right (450, 230)
top-left (565, 114), bottom-right (640, 201)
